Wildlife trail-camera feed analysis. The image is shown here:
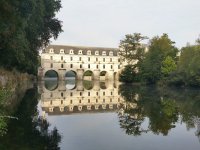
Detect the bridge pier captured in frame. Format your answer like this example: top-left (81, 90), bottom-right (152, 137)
top-left (107, 70), bottom-right (114, 80)
top-left (93, 70), bottom-right (100, 80)
top-left (58, 69), bottom-right (66, 80)
top-left (77, 69), bottom-right (84, 80)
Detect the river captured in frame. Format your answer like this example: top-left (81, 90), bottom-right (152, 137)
top-left (0, 80), bottom-right (200, 150)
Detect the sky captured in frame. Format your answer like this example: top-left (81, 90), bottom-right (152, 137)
top-left (52, 0), bottom-right (200, 48)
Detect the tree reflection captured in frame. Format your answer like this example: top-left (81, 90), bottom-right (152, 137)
top-left (0, 88), bottom-right (62, 150)
top-left (118, 84), bottom-right (200, 136)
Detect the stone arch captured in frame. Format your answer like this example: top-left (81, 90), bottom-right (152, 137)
top-left (44, 70), bottom-right (58, 80)
top-left (114, 72), bottom-right (118, 81)
top-left (65, 70), bottom-right (77, 90)
top-left (83, 70), bottom-right (94, 81)
top-left (100, 71), bottom-right (108, 80)
top-left (65, 70), bottom-right (77, 80)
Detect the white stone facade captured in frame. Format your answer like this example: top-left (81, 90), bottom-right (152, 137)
top-left (39, 45), bottom-right (124, 80)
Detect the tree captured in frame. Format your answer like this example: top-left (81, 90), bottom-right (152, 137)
top-left (0, 0), bottom-right (62, 75)
top-left (119, 33), bottom-right (148, 64)
top-left (161, 56), bottom-right (177, 77)
top-left (119, 65), bottom-right (138, 83)
top-left (139, 34), bottom-right (178, 84)
top-left (173, 44), bottom-right (200, 87)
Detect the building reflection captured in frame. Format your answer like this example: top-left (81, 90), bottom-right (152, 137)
top-left (38, 80), bottom-right (125, 115)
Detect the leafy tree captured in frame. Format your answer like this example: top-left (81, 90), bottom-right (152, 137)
top-left (0, 0), bottom-right (62, 74)
top-left (171, 44), bottom-right (200, 87)
top-left (119, 65), bottom-right (139, 83)
top-left (139, 34), bottom-right (178, 84)
top-left (161, 56), bottom-right (177, 77)
top-left (119, 33), bottom-right (148, 64)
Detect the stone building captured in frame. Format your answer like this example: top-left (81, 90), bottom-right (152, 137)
top-left (39, 45), bottom-right (124, 80)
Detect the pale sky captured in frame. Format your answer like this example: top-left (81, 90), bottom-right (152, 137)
top-left (52, 0), bottom-right (200, 48)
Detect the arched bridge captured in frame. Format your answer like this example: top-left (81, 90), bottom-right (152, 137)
top-left (38, 45), bottom-right (124, 80)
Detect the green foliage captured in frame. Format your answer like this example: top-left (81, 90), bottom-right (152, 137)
top-left (119, 33), bottom-right (148, 64)
top-left (0, 117), bottom-right (7, 136)
top-left (161, 56), bottom-right (177, 77)
top-left (0, 0), bottom-right (62, 75)
top-left (139, 34), bottom-right (178, 84)
top-left (119, 65), bottom-right (139, 83)
top-left (169, 45), bottom-right (200, 87)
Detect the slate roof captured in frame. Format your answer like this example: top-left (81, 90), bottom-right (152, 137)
top-left (43, 45), bottom-right (119, 56)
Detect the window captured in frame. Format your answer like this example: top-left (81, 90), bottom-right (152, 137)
top-left (88, 99), bottom-right (90, 103)
top-left (118, 65), bottom-right (120, 69)
top-left (61, 92), bottom-right (63, 97)
top-left (103, 58), bottom-right (105, 62)
top-left (79, 57), bottom-right (82, 61)
top-left (70, 100), bottom-right (72, 104)
top-left (96, 99), bottom-right (98, 103)
top-left (96, 58), bottom-right (98, 61)
top-left (79, 100), bottom-right (81, 103)
top-left (70, 64), bottom-right (73, 68)
top-left (70, 57), bottom-right (73, 61)
top-left (70, 92), bottom-right (73, 96)
top-left (88, 57), bottom-right (90, 61)
top-left (110, 58), bottom-right (112, 62)
top-left (61, 56), bottom-right (63, 60)
top-left (79, 50), bottom-right (82, 54)
top-left (50, 56), bottom-right (53, 60)
top-left (96, 65), bottom-right (98, 69)
top-left (61, 64), bottom-right (64, 68)
top-left (103, 92), bottom-right (105, 96)
top-left (103, 65), bottom-right (105, 69)
top-left (51, 63), bottom-right (53, 68)
top-left (88, 92), bottom-right (90, 96)
top-left (60, 49), bottom-right (64, 54)
top-left (49, 49), bottom-right (54, 53)
top-left (102, 51), bottom-right (106, 56)
top-left (103, 99), bottom-right (105, 103)
top-left (109, 51), bottom-right (113, 56)
top-left (50, 100), bottom-right (52, 105)
top-left (80, 64), bottom-right (82, 68)
top-left (95, 51), bottom-right (99, 55)
top-left (111, 92), bottom-right (113, 95)
top-left (87, 50), bottom-right (91, 55)
top-left (61, 100), bottom-right (63, 104)
top-left (110, 98), bottom-right (112, 102)
top-left (80, 92), bottom-right (82, 96)
top-left (111, 65), bottom-right (113, 69)
top-left (70, 49), bottom-right (74, 54)
top-left (88, 64), bottom-right (90, 69)
top-left (96, 92), bottom-right (98, 96)
top-left (118, 58), bottom-right (120, 62)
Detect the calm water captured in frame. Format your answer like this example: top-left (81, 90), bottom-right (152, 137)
top-left (1, 80), bottom-right (200, 150)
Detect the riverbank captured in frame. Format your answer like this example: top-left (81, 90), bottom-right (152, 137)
top-left (0, 68), bottom-right (35, 136)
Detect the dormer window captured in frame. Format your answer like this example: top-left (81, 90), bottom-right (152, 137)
top-left (87, 50), bottom-right (91, 55)
top-left (79, 50), bottom-right (83, 55)
top-left (70, 49), bottom-right (74, 54)
top-left (102, 51), bottom-right (106, 56)
top-left (109, 51), bottom-right (113, 56)
top-left (49, 48), bottom-right (54, 53)
top-left (60, 49), bottom-right (64, 54)
top-left (95, 51), bottom-right (99, 55)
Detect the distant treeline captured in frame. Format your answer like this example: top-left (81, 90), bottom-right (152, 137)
top-left (119, 33), bottom-right (200, 87)
top-left (0, 0), bottom-right (62, 75)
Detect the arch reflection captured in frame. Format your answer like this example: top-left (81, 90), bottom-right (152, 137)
top-left (44, 80), bottom-right (58, 91)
